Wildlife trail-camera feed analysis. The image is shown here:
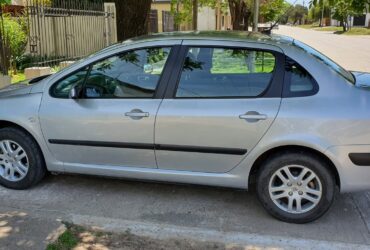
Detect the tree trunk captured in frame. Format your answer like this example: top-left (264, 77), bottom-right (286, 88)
top-left (111, 0), bottom-right (152, 41)
top-left (229, 0), bottom-right (248, 31)
top-left (252, 0), bottom-right (259, 31)
top-left (193, 0), bottom-right (198, 30)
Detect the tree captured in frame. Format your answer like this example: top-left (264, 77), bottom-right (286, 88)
top-left (288, 4), bottom-right (308, 25)
top-left (170, 0), bottom-right (220, 30)
top-left (260, 0), bottom-right (286, 23)
top-left (108, 0), bottom-right (152, 41)
top-left (331, 0), bottom-right (356, 31)
top-left (228, 0), bottom-right (252, 30)
top-left (309, 0), bottom-right (333, 26)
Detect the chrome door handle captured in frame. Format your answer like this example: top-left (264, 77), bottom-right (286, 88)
top-left (239, 112), bottom-right (268, 121)
top-left (125, 109), bottom-right (149, 120)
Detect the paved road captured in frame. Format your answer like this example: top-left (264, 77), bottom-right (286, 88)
top-left (0, 175), bottom-right (369, 249)
top-left (1, 26), bottom-right (370, 249)
top-left (273, 25), bottom-right (370, 72)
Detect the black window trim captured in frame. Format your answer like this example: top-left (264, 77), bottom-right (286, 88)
top-left (49, 45), bottom-right (181, 100)
top-left (164, 45), bottom-right (285, 99)
top-left (283, 56), bottom-right (319, 98)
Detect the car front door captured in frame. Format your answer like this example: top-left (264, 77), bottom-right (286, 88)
top-left (39, 42), bottom-right (179, 169)
top-left (154, 41), bottom-right (284, 173)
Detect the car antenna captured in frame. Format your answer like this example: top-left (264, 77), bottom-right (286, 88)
top-left (262, 0), bottom-right (299, 35)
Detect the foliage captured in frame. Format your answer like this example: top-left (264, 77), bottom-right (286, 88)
top-left (308, 0), bottom-right (369, 31)
top-left (1, 14), bottom-right (28, 73)
top-left (260, 0), bottom-right (286, 22)
top-left (170, 0), bottom-right (224, 27)
top-left (46, 230), bottom-right (79, 250)
top-left (331, 0), bottom-right (355, 31)
top-left (285, 4), bottom-right (308, 25)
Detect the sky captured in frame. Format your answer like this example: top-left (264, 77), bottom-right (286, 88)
top-left (285, 0), bottom-right (308, 6)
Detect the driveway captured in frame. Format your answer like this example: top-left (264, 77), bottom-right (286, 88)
top-left (1, 27), bottom-right (370, 249)
top-left (273, 25), bottom-right (370, 72)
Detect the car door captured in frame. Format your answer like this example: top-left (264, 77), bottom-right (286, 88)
top-left (154, 41), bottom-right (284, 173)
top-left (39, 43), bottom-right (179, 169)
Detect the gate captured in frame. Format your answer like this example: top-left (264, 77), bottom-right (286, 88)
top-left (162, 11), bottom-right (175, 32)
top-left (26, 0), bottom-right (117, 67)
top-left (353, 15), bottom-right (366, 27)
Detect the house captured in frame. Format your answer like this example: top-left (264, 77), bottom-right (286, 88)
top-left (150, 0), bottom-right (192, 33)
top-left (198, 5), bottom-right (232, 31)
top-left (150, 0), bottom-right (232, 33)
top-left (331, 4), bottom-right (370, 28)
top-left (331, 14), bottom-right (370, 28)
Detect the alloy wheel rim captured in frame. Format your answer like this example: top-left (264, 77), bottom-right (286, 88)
top-left (0, 140), bottom-right (29, 182)
top-left (268, 165), bottom-right (322, 214)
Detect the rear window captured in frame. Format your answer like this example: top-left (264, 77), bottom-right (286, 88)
top-left (176, 47), bottom-right (276, 98)
top-left (293, 40), bottom-right (355, 84)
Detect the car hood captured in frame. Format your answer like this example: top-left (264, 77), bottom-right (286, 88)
top-left (0, 83), bottom-right (33, 97)
top-left (352, 71), bottom-right (370, 88)
top-left (0, 80), bottom-right (46, 98)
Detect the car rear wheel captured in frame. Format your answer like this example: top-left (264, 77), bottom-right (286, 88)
top-left (256, 151), bottom-right (336, 223)
top-left (0, 127), bottom-right (46, 190)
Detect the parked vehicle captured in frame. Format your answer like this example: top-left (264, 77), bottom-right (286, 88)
top-left (0, 31), bottom-right (369, 223)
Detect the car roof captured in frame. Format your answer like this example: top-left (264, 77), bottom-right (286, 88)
top-left (130, 30), bottom-right (293, 45)
top-left (96, 31), bottom-right (294, 55)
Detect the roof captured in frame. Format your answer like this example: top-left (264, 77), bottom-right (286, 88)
top-left (96, 31), bottom-right (295, 56)
top-left (125, 31), bottom-right (294, 46)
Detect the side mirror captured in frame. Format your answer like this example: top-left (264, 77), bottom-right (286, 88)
top-left (69, 86), bottom-right (80, 99)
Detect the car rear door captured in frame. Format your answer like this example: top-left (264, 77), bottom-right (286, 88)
top-left (39, 41), bottom-right (181, 169)
top-left (154, 40), bottom-right (284, 173)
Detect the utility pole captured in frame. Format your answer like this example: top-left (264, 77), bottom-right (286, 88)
top-left (253, 0), bottom-right (259, 32)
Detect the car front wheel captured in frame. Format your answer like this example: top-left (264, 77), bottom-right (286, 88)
top-left (0, 127), bottom-right (46, 190)
top-left (256, 151), bottom-right (336, 223)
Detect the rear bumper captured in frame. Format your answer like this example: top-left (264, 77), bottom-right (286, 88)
top-left (326, 145), bottom-right (370, 192)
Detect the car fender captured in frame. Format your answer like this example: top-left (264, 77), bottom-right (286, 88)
top-left (0, 93), bottom-right (63, 172)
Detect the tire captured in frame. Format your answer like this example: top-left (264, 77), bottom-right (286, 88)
top-left (0, 127), bottom-right (46, 190)
top-left (256, 151), bottom-right (336, 224)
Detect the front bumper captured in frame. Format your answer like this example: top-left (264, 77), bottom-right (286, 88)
top-left (326, 145), bottom-right (370, 192)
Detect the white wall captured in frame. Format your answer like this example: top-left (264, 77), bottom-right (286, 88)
top-left (366, 13), bottom-right (370, 27)
top-left (197, 7), bottom-right (216, 31)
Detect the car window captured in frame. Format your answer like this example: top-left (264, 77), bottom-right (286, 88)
top-left (285, 57), bottom-right (318, 96)
top-left (51, 67), bottom-right (89, 98)
top-left (84, 47), bottom-right (171, 98)
top-left (293, 40), bottom-right (354, 84)
top-left (176, 47), bottom-right (276, 98)
top-left (51, 47), bottom-right (171, 99)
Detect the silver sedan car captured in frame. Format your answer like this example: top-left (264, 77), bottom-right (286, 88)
top-left (0, 31), bottom-right (369, 223)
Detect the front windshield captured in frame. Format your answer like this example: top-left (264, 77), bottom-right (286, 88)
top-left (293, 40), bottom-right (355, 84)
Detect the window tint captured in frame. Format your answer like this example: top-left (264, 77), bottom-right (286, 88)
top-left (84, 47), bottom-right (171, 98)
top-left (51, 47), bottom-right (171, 99)
top-left (51, 67), bottom-right (88, 98)
top-left (176, 47), bottom-right (276, 98)
top-left (285, 57), bottom-right (318, 96)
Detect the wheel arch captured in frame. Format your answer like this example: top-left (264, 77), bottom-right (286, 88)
top-left (248, 145), bottom-right (341, 190)
top-left (0, 120), bottom-right (46, 163)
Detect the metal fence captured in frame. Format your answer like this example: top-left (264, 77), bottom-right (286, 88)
top-left (25, 0), bottom-right (117, 67)
top-left (0, 7), bottom-right (10, 75)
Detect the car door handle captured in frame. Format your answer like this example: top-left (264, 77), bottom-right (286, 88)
top-left (125, 109), bottom-right (149, 119)
top-left (239, 112), bottom-right (268, 121)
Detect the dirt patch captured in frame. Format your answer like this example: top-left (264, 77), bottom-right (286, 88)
top-left (47, 223), bottom-right (246, 250)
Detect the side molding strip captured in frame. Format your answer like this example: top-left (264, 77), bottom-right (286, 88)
top-left (349, 153), bottom-right (370, 166)
top-left (48, 139), bottom-right (247, 155)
